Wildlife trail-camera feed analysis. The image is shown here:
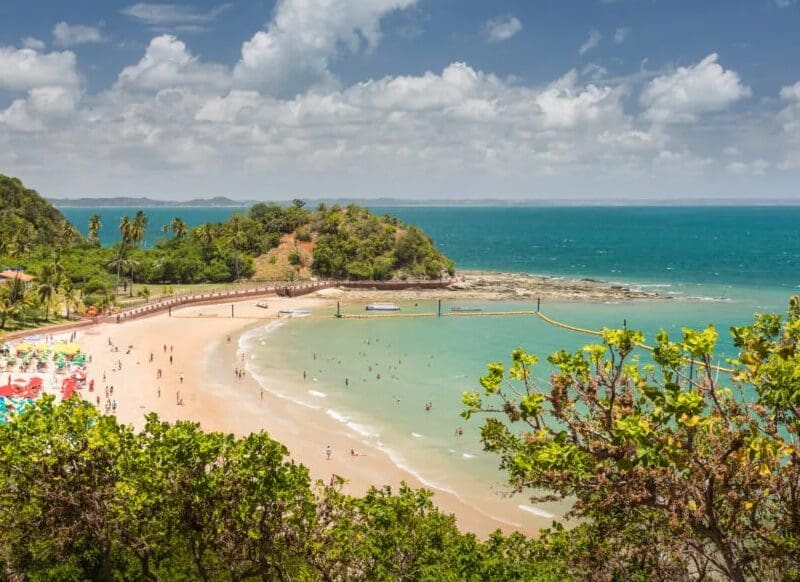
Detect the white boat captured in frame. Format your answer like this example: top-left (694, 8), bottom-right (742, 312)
top-left (256, 301), bottom-right (269, 309)
top-left (365, 303), bottom-right (400, 312)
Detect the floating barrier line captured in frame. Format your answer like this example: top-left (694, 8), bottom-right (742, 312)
top-left (535, 311), bottom-right (734, 374)
top-left (338, 312), bottom-right (437, 319)
top-left (444, 310), bottom-right (538, 317)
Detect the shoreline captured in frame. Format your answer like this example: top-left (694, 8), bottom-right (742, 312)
top-left (76, 298), bottom-right (559, 538)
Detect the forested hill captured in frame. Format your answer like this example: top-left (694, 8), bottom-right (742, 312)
top-left (0, 176), bottom-right (454, 303)
top-left (245, 202), bottom-right (455, 280)
top-left (0, 175), bottom-right (80, 254)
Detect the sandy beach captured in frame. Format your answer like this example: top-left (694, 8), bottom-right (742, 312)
top-left (76, 296), bottom-right (559, 537)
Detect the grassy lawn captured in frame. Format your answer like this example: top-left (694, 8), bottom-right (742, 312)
top-left (0, 316), bottom-right (73, 335)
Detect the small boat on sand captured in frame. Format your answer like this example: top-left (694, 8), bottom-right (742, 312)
top-left (365, 303), bottom-right (400, 312)
top-left (451, 306), bottom-right (483, 313)
top-left (256, 301), bottom-right (269, 309)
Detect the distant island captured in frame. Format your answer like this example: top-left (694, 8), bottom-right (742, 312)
top-left (48, 196), bottom-right (252, 208)
top-left (49, 196), bottom-right (800, 208)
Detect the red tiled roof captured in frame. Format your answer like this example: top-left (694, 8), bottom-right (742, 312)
top-left (0, 270), bottom-right (35, 282)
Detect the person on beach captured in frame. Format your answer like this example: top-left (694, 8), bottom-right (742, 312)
top-left (179, 372), bottom-right (184, 384)
top-left (157, 387), bottom-right (161, 398)
top-left (303, 370), bottom-right (307, 380)
top-left (176, 391), bottom-right (181, 404)
top-left (163, 344), bottom-right (167, 352)
top-left (169, 355), bottom-right (173, 365)
top-left (326, 445), bottom-right (332, 460)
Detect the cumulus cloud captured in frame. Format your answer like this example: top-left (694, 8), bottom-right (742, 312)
top-left (640, 53), bottom-right (751, 123)
top-left (613, 27), bottom-right (629, 44)
top-left (485, 15), bottom-right (522, 43)
top-left (0, 86), bottom-right (81, 132)
top-left (21, 37), bottom-right (46, 51)
top-left (121, 2), bottom-right (231, 30)
top-left (232, 0), bottom-right (417, 97)
top-left (534, 70), bottom-right (621, 128)
top-left (579, 29), bottom-right (602, 55)
top-left (1, 3), bottom-right (797, 199)
top-left (0, 46), bottom-right (80, 91)
top-left (52, 22), bottom-right (106, 47)
top-left (116, 35), bottom-right (230, 92)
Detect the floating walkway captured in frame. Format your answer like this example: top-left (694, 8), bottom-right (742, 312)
top-left (534, 311), bottom-right (734, 374)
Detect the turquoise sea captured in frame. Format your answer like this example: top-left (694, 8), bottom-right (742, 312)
top-left (61, 205), bottom-right (800, 527)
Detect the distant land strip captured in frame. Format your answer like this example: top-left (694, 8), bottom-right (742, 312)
top-left (48, 196), bottom-right (800, 208)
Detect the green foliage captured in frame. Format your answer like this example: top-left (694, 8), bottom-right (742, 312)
top-left (0, 175), bottom-right (80, 256)
top-left (0, 398), bottom-right (557, 580)
top-left (464, 301), bottom-right (800, 581)
top-left (313, 205), bottom-right (453, 280)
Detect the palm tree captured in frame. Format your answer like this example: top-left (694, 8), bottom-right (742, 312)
top-left (127, 256), bottom-right (141, 297)
top-left (119, 216), bottom-right (132, 246)
top-left (109, 243), bottom-right (131, 290)
top-left (0, 291), bottom-right (21, 330)
top-left (0, 277), bottom-right (32, 329)
top-left (227, 216), bottom-right (247, 280)
top-left (131, 211), bottom-right (148, 248)
top-left (37, 265), bottom-right (59, 320)
top-left (171, 217), bottom-right (188, 239)
top-left (62, 282), bottom-right (83, 319)
top-left (88, 214), bottom-right (102, 245)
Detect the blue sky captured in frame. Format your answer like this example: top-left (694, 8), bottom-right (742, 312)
top-left (1, 0), bottom-right (799, 200)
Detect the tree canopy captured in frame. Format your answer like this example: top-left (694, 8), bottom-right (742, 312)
top-left (0, 397), bottom-right (560, 581)
top-left (463, 300), bottom-right (800, 581)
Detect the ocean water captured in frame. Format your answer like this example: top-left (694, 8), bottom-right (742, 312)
top-left (61, 205), bottom-right (800, 302)
top-left (59, 206), bottom-right (246, 248)
top-left (62, 204), bottom-right (800, 527)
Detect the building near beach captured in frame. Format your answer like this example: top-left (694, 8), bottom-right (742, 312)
top-left (0, 269), bottom-right (35, 284)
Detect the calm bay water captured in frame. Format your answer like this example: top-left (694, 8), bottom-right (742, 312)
top-left (62, 204), bottom-right (800, 526)
top-left (61, 205), bottom-right (800, 300)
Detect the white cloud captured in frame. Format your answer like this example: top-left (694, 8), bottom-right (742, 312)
top-left (534, 70), bottom-right (621, 128)
top-left (781, 81), bottom-right (800, 102)
top-left (640, 53), bottom-right (751, 123)
top-left (579, 29), bottom-right (602, 55)
top-left (613, 27), bottom-right (629, 44)
top-left (117, 35), bottom-right (230, 92)
top-left (121, 3), bottom-right (231, 28)
top-left (776, 0), bottom-right (796, 7)
top-left (0, 46), bottom-right (80, 91)
top-left (726, 159), bottom-right (768, 175)
top-left (1, 9), bottom-right (797, 200)
top-left (485, 15), bottom-right (522, 43)
top-left (21, 37), bottom-right (46, 51)
top-left (232, 0), bottom-right (418, 97)
top-left (0, 86), bottom-right (81, 132)
top-left (53, 22), bottom-right (106, 47)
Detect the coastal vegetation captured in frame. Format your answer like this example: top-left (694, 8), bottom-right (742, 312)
top-left (0, 174), bottom-right (452, 327)
top-left (0, 396), bottom-right (564, 581)
top-left (463, 298), bottom-right (800, 580)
